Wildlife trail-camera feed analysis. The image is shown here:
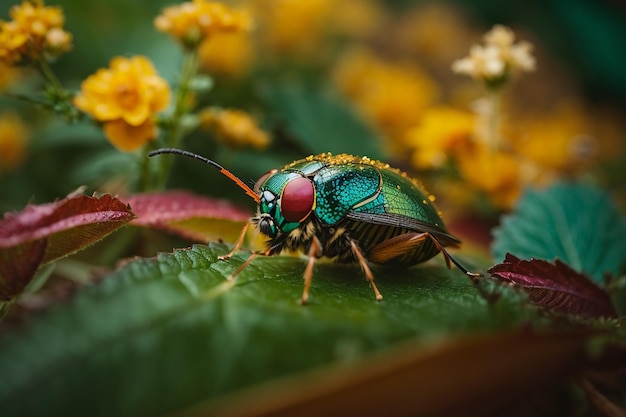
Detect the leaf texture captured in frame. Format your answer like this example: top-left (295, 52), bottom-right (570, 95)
top-left (488, 253), bottom-right (617, 318)
top-left (0, 243), bottom-right (532, 417)
top-left (492, 182), bottom-right (626, 282)
top-left (0, 194), bottom-right (135, 300)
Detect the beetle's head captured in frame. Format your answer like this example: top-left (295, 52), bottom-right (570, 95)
top-left (254, 169), bottom-right (315, 238)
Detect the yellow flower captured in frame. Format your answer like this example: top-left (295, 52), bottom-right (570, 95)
top-left (74, 56), bottom-right (171, 152)
top-left (248, 0), bottom-right (332, 57)
top-left (333, 48), bottom-right (439, 152)
top-left (394, 3), bottom-right (474, 65)
top-left (198, 31), bottom-right (254, 77)
top-left (102, 119), bottom-right (158, 152)
top-left (199, 108), bottom-right (270, 149)
top-left (512, 101), bottom-right (608, 173)
top-left (0, 112), bottom-right (29, 171)
top-left (329, 0), bottom-right (387, 40)
top-left (405, 106), bottom-right (476, 169)
top-left (154, 0), bottom-right (252, 49)
top-left (452, 24), bottom-right (535, 86)
top-left (0, 0), bottom-right (72, 64)
top-left (457, 143), bottom-right (522, 209)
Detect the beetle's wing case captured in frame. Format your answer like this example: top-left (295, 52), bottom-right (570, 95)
top-left (313, 164), bottom-right (381, 225)
top-left (296, 153), bottom-right (461, 265)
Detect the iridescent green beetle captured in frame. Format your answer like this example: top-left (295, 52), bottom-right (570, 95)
top-left (149, 149), bottom-right (479, 304)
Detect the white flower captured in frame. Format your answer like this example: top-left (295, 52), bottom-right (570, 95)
top-left (509, 40), bottom-right (536, 72)
top-left (452, 44), bottom-right (505, 80)
top-left (452, 24), bottom-right (536, 85)
top-left (484, 24), bottom-right (514, 49)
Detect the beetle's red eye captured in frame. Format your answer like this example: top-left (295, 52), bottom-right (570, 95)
top-left (281, 177), bottom-right (315, 222)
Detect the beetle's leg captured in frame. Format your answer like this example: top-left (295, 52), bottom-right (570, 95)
top-left (225, 245), bottom-right (273, 282)
top-left (219, 222), bottom-right (250, 261)
top-left (368, 232), bottom-right (482, 279)
top-left (426, 235), bottom-right (483, 280)
top-left (226, 251), bottom-right (258, 281)
top-left (368, 232), bottom-right (429, 264)
top-left (349, 239), bottom-right (383, 301)
top-left (301, 236), bottom-right (322, 305)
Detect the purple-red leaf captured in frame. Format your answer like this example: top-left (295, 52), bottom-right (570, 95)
top-left (126, 190), bottom-right (250, 243)
top-left (0, 194), bottom-right (135, 300)
top-left (488, 254), bottom-right (617, 319)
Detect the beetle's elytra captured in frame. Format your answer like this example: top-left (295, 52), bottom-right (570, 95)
top-left (148, 149), bottom-right (479, 304)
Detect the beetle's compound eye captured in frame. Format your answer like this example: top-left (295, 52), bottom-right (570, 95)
top-left (254, 169), bottom-right (278, 192)
top-left (281, 177), bottom-right (314, 223)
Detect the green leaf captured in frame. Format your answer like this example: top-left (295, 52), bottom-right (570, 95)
top-left (0, 243), bottom-right (530, 417)
top-left (262, 83), bottom-right (386, 159)
top-left (492, 182), bottom-right (626, 283)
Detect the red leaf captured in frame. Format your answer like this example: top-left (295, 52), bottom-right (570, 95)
top-left (0, 194), bottom-right (135, 300)
top-left (488, 254), bottom-right (617, 319)
top-left (126, 190), bottom-right (250, 243)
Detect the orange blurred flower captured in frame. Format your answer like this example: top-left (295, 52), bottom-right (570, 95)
top-left (198, 31), bottom-right (254, 77)
top-left (154, 0), bottom-right (252, 49)
top-left (333, 48), bottom-right (439, 153)
top-left (405, 106), bottom-right (476, 169)
top-left (457, 143), bottom-right (523, 209)
top-left (0, 112), bottom-right (29, 171)
top-left (74, 56), bottom-right (171, 152)
top-left (0, 0), bottom-right (72, 64)
top-left (329, 0), bottom-right (387, 40)
top-left (199, 108), bottom-right (270, 149)
top-left (248, 0), bottom-right (331, 57)
top-left (513, 101), bottom-right (605, 173)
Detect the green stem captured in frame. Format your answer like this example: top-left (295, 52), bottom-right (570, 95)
top-left (36, 58), bottom-right (81, 122)
top-left (485, 88), bottom-right (502, 152)
top-left (154, 49), bottom-right (199, 190)
top-left (38, 58), bottom-right (65, 95)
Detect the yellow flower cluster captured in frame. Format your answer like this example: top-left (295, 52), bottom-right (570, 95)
top-left (452, 24), bottom-right (535, 86)
top-left (0, 112), bottom-right (29, 172)
top-left (405, 107), bottom-right (475, 170)
top-left (333, 48), bottom-right (439, 153)
top-left (0, 0), bottom-right (72, 64)
top-left (199, 108), bottom-right (270, 149)
top-left (74, 56), bottom-right (171, 152)
top-left (154, 0), bottom-right (252, 49)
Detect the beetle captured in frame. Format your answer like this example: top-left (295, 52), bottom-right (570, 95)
top-left (148, 149), bottom-right (479, 304)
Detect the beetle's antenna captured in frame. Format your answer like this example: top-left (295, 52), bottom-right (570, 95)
top-left (148, 148), bottom-right (261, 203)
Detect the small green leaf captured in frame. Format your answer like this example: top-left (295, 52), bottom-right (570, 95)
top-left (262, 83), bottom-right (385, 159)
top-left (492, 182), bottom-right (626, 282)
top-left (0, 243), bottom-right (529, 417)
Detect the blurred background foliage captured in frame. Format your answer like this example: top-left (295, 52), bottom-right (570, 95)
top-left (1, 0), bottom-right (625, 224)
